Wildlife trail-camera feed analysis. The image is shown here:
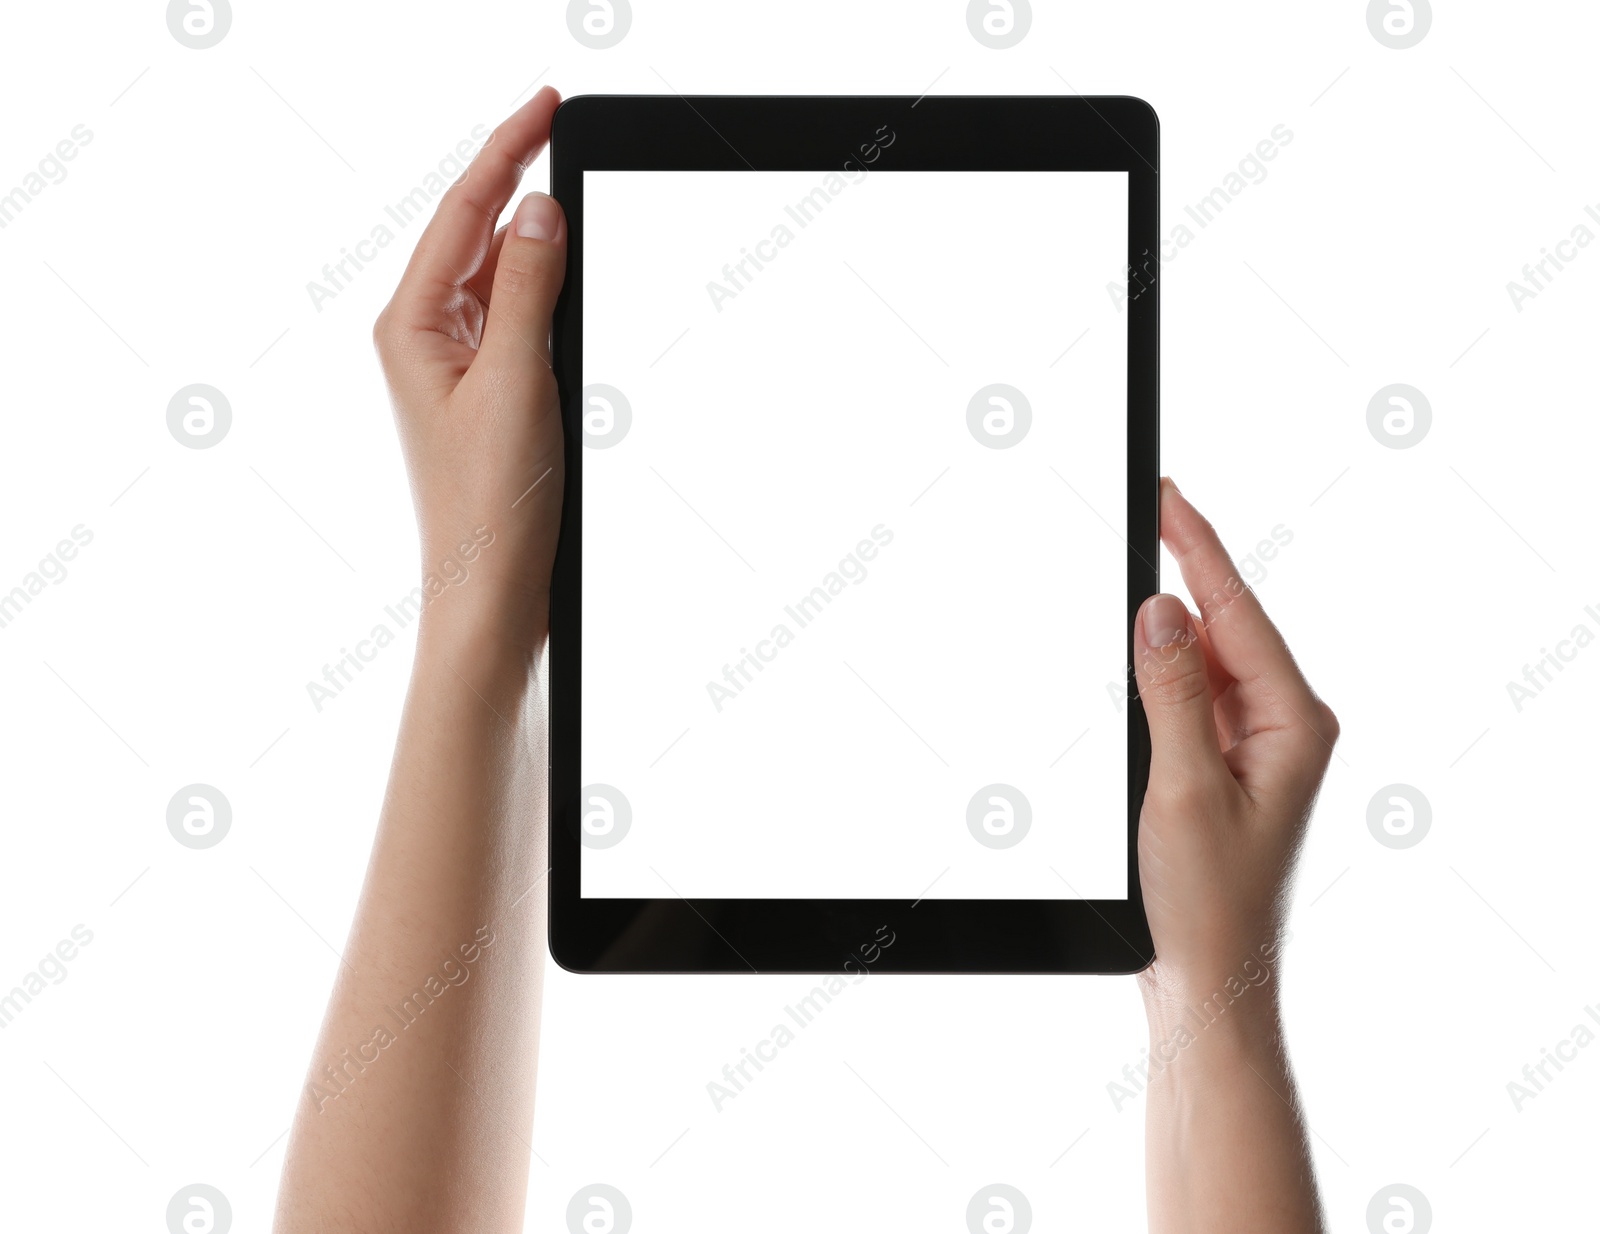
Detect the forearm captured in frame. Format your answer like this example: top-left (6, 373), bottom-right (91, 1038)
top-left (275, 611), bottom-right (548, 1233)
top-left (1141, 973), bottom-right (1324, 1234)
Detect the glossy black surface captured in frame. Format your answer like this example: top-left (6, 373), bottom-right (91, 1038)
top-left (549, 95), bottom-right (1158, 973)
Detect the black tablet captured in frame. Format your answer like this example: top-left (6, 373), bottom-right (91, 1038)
top-left (548, 95), bottom-right (1158, 973)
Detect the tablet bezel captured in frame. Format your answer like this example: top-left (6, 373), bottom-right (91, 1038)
top-left (548, 94), bottom-right (1158, 974)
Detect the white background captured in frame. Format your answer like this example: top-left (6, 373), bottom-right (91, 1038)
top-left (581, 170), bottom-right (1128, 899)
top-left (0, 1), bottom-right (1596, 1231)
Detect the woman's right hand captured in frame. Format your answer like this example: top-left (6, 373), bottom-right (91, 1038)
top-left (1131, 478), bottom-right (1337, 1234)
top-left (1133, 478), bottom-right (1339, 1005)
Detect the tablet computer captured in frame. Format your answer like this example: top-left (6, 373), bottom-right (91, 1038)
top-left (548, 95), bottom-right (1158, 973)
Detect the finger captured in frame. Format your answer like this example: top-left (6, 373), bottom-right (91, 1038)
top-left (1160, 478), bottom-right (1321, 722)
top-left (389, 87), bottom-right (561, 325)
top-left (1134, 592), bottom-right (1233, 793)
top-left (465, 223), bottom-right (510, 308)
top-left (1188, 613), bottom-right (1237, 728)
top-left (473, 192), bottom-right (567, 385)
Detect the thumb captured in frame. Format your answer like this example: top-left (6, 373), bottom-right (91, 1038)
top-left (1134, 593), bottom-right (1227, 790)
top-left (476, 191), bottom-right (567, 383)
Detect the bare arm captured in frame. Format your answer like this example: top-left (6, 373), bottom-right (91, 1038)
top-left (274, 88), bottom-right (568, 1234)
top-left (1135, 480), bottom-right (1338, 1233)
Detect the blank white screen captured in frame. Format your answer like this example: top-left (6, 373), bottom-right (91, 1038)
top-left (581, 168), bottom-right (1128, 899)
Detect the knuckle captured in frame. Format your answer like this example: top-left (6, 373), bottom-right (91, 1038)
top-left (1139, 660), bottom-right (1210, 709)
top-left (1281, 701), bottom-right (1339, 759)
top-left (371, 308), bottom-right (394, 355)
top-left (495, 250), bottom-right (554, 300)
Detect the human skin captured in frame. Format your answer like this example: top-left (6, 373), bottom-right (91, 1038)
top-left (272, 89), bottom-right (1336, 1233)
top-left (1134, 479), bottom-right (1339, 1233)
top-left (272, 87), bottom-right (567, 1234)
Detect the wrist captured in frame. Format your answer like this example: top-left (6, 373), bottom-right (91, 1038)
top-left (414, 565), bottom-right (549, 652)
top-left (1139, 948), bottom-right (1287, 1058)
top-left (415, 596), bottom-right (545, 694)
top-left (412, 516), bottom-right (555, 660)
top-left (1138, 1007), bottom-right (1283, 1127)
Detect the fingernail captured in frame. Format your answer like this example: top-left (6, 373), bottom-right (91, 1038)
top-left (514, 192), bottom-right (562, 242)
top-left (1161, 475), bottom-right (1181, 495)
top-left (1143, 594), bottom-right (1190, 648)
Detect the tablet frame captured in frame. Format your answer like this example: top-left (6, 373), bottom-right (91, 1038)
top-left (548, 95), bottom-right (1158, 974)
